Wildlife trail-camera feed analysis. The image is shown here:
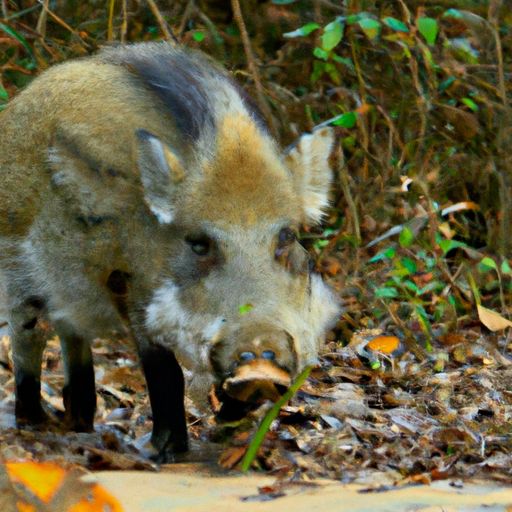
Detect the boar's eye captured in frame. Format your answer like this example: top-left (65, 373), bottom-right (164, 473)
top-left (278, 227), bottom-right (296, 246)
top-left (185, 235), bottom-right (211, 256)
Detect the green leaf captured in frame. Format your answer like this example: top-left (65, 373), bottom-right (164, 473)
top-left (331, 111), bottom-right (357, 128)
top-left (322, 227), bottom-right (338, 237)
top-left (313, 239), bottom-right (329, 250)
top-left (403, 280), bottom-right (419, 294)
top-left (241, 366), bottom-right (312, 472)
top-left (321, 19), bottom-right (344, 51)
top-left (461, 97), bottom-right (478, 112)
top-left (325, 62), bottom-right (341, 84)
top-left (439, 76), bottom-right (456, 92)
top-left (238, 303), bottom-right (254, 315)
top-left (346, 12), bottom-right (373, 25)
top-left (192, 30), bottom-right (205, 42)
top-left (448, 38), bottom-right (479, 64)
top-left (311, 61), bottom-right (326, 83)
top-left (501, 260), bottom-right (512, 275)
top-left (332, 54), bottom-right (354, 71)
top-left (375, 287), bottom-right (399, 298)
top-left (358, 18), bottom-right (381, 40)
top-left (438, 239), bottom-right (467, 255)
top-left (370, 360), bottom-right (381, 370)
top-left (418, 280), bottom-right (444, 296)
top-left (342, 135), bottom-right (356, 151)
top-left (401, 256), bottom-right (417, 274)
top-left (443, 8), bottom-right (462, 19)
top-left (369, 246), bottom-right (396, 263)
top-left (415, 304), bottom-right (432, 340)
top-left (0, 85), bottom-right (8, 102)
top-left (417, 17), bottom-right (438, 45)
top-left (383, 16), bottom-right (409, 33)
top-left (272, 0), bottom-right (296, 3)
top-left (0, 22), bottom-right (35, 62)
top-left (284, 22), bottom-right (320, 38)
top-left (478, 257), bottom-right (498, 272)
top-left (313, 47), bottom-right (329, 61)
top-left (399, 226), bottom-right (414, 248)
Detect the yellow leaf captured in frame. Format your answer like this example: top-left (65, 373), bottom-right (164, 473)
top-left (477, 305), bottom-right (512, 331)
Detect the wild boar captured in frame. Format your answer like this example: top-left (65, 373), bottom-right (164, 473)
top-left (0, 42), bottom-right (340, 460)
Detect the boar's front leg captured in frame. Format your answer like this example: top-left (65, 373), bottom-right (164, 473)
top-left (137, 342), bottom-right (188, 461)
top-left (10, 298), bottom-right (48, 426)
top-left (56, 321), bottom-right (96, 432)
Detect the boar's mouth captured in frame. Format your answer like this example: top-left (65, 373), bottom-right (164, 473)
top-left (221, 359), bottom-right (292, 403)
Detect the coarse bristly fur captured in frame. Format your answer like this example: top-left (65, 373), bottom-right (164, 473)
top-left (0, 41), bottom-right (340, 455)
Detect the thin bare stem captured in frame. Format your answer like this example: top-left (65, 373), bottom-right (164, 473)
top-left (107, 0), bottom-right (115, 42)
top-left (178, 0), bottom-right (195, 39)
top-left (146, 0), bottom-right (178, 42)
top-left (121, 0), bottom-right (128, 43)
top-left (339, 149), bottom-right (361, 244)
top-left (35, 0), bottom-right (49, 39)
top-left (36, 0), bottom-right (88, 47)
top-left (230, 0), bottom-right (278, 138)
top-left (488, 1), bottom-right (508, 108)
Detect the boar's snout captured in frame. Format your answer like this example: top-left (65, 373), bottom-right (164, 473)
top-left (211, 327), bottom-right (296, 403)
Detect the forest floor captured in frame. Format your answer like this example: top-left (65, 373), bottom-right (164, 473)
top-left (0, 319), bottom-right (511, 488)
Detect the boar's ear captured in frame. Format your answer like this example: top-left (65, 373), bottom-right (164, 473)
top-left (284, 127), bottom-right (335, 226)
top-left (136, 129), bottom-right (185, 224)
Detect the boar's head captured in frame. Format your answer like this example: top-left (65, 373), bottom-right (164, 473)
top-left (139, 114), bottom-right (340, 410)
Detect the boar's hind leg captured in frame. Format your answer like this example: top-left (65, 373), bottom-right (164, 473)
top-left (57, 322), bottom-right (96, 432)
top-left (10, 298), bottom-right (48, 426)
top-left (139, 343), bottom-right (188, 461)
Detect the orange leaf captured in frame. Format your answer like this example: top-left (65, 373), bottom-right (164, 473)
top-left (16, 503), bottom-right (35, 512)
top-left (5, 462), bottom-right (123, 512)
top-left (6, 462), bottom-right (66, 503)
top-left (366, 335), bottom-right (400, 354)
top-left (69, 484), bottom-right (123, 512)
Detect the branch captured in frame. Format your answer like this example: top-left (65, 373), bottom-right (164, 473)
top-left (230, 0), bottom-right (278, 138)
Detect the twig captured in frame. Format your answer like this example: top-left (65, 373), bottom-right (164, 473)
top-left (349, 35), bottom-right (369, 180)
top-left (36, 0), bottom-right (88, 47)
top-left (230, 0), bottom-right (278, 138)
top-left (107, 0), bottom-right (115, 42)
top-left (146, 0), bottom-right (178, 43)
top-left (376, 105), bottom-right (405, 181)
top-left (488, 1), bottom-right (508, 108)
top-left (317, 0), bottom-right (344, 13)
top-left (1, 0), bottom-right (8, 19)
top-left (121, 0), bottom-right (128, 43)
top-left (338, 148), bottom-right (361, 244)
top-left (177, 0), bottom-right (195, 40)
top-left (398, 0), bottom-right (428, 170)
top-left (35, 0), bottom-right (49, 40)
top-left (5, 4), bottom-right (41, 21)
top-left (380, 300), bottom-right (427, 361)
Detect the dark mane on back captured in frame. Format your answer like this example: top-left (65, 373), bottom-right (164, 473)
top-left (100, 43), bottom-right (216, 142)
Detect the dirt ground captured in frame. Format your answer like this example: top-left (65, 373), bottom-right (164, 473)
top-left (92, 464), bottom-right (512, 512)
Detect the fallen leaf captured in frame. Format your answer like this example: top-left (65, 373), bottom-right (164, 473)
top-left (4, 461), bottom-right (123, 512)
top-left (477, 305), bottom-right (512, 331)
top-left (367, 335), bottom-right (401, 354)
top-left (219, 446), bottom-right (246, 469)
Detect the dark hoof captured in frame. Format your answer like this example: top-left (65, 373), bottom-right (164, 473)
top-left (150, 431), bottom-right (189, 464)
top-left (65, 416), bottom-right (95, 433)
top-left (15, 402), bottom-right (50, 429)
